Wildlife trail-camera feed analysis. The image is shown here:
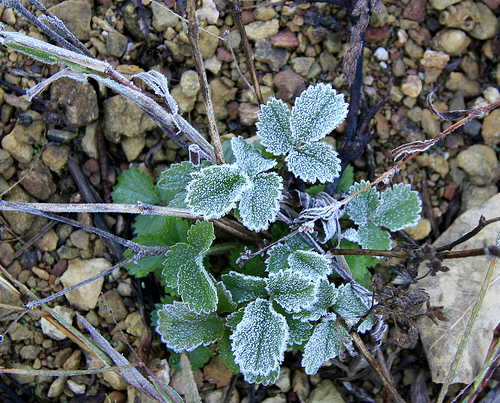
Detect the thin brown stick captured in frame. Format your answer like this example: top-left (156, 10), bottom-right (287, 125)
top-left (186, 0), bottom-right (225, 164)
top-left (225, 0), bottom-right (264, 105)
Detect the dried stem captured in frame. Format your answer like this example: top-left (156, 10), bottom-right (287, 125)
top-left (186, 0), bottom-right (225, 164)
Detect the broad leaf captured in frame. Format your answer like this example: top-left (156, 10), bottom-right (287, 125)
top-left (290, 83), bottom-right (348, 143)
top-left (219, 328), bottom-right (240, 374)
top-left (231, 136), bottom-right (276, 178)
top-left (167, 192), bottom-right (189, 208)
top-left (372, 183), bottom-right (422, 231)
top-left (133, 216), bottom-right (189, 241)
top-left (112, 168), bottom-right (160, 204)
top-left (284, 313), bottom-right (313, 346)
top-left (266, 234), bottom-right (313, 274)
top-left (358, 223), bottom-right (391, 250)
top-left (156, 302), bottom-right (224, 352)
top-left (302, 318), bottom-right (350, 375)
top-left (256, 98), bottom-right (294, 156)
top-left (186, 164), bottom-right (250, 219)
top-left (266, 270), bottom-right (318, 313)
top-left (226, 309), bottom-right (244, 330)
top-left (293, 280), bottom-right (337, 322)
top-left (157, 161), bottom-right (210, 192)
top-left (334, 284), bottom-right (374, 333)
top-left (169, 345), bottom-right (213, 371)
top-left (230, 299), bottom-right (289, 377)
top-left (239, 172), bottom-right (283, 232)
top-left (285, 142), bottom-right (341, 183)
top-left (221, 272), bottom-right (268, 304)
top-left (162, 243), bottom-right (198, 287)
top-left (288, 250), bottom-right (332, 282)
top-left (346, 180), bottom-right (379, 226)
top-left (187, 221), bottom-right (215, 253)
top-left (178, 258), bottom-right (218, 314)
top-left (243, 367), bottom-right (280, 386)
top-left (126, 254), bottom-right (166, 277)
top-left (229, 246), bottom-right (267, 277)
top-left (337, 164), bottom-right (355, 193)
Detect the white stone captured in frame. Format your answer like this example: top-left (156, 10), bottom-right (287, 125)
top-left (40, 306), bottom-right (75, 341)
top-left (374, 47), bottom-right (389, 61)
top-left (484, 87), bottom-right (500, 104)
top-left (66, 379), bottom-right (86, 394)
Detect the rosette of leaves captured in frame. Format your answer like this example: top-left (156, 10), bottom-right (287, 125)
top-left (346, 181), bottom-right (422, 250)
top-left (183, 136), bottom-right (283, 232)
top-left (256, 83), bottom-right (348, 183)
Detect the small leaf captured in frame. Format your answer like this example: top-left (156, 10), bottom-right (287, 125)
top-left (288, 250), bottom-right (332, 282)
top-left (244, 367), bottom-right (280, 385)
top-left (284, 314), bottom-right (313, 346)
top-left (219, 328), bottom-right (240, 374)
top-left (229, 246), bottom-right (267, 277)
top-left (231, 136), bottom-right (277, 177)
top-left (238, 172), bottom-right (283, 232)
top-left (169, 345), bottom-right (214, 371)
top-left (372, 183), bottom-right (422, 231)
top-left (157, 161), bottom-right (211, 192)
top-left (167, 192), bottom-right (189, 208)
top-left (156, 302), bottom-right (224, 352)
top-left (266, 270), bottom-right (318, 313)
top-left (112, 168), bottom-right (160, 205)
top-left (222, 272), bottom-right (268, 304)
top-left (163, 244), bottom-right (198, 287)
top-left (178, 258), bottom-right (218, 314)
top-left (226, 308), bottom-right (244, 330)
top-left (337, 164), bottom-right (355, 193)
top-left (216, 281), bottom-right (237, 313)
top-left (358, 223), bottom-right (391, 250)
top-left (334, 284), bottom-right (374, 333)
top-left (302, 318), bottom-right (350, 375)
top-left (293, 280), bottom-right (337, 322)
top-left (126, 254), bottom-right (166, 277)
top-left (266, 234), bottom-right (313, 274)
top-left (290, 83), bottom-right (348, 143)
top-left (285, 142), bottom-right (341, 183)
top-left (133, 216), bottom-right (189, 241)
top-left (230, 299), bottom-right (289, 376)
top-left (345, 180), bottom-right (380, 226)
top-left (256, 98), bottom-right (294, 156)
top-left (186, 164), bottom-right (250, 219)
top-left (187, 221), bottom-right (215, 253)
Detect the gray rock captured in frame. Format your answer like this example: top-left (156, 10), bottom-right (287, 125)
top-left (255, 39), bottom-right (290, 72)
top-left (103, 95), bottom-right (157, 143)
top-left (404, 38), bottom-right (424, 61)
top-left (106, 31), bottom-right (128, 58)
top-left (204, 386), bottom-right (238, 403)
top-left (98, 290), bottom-right (128, 323)
top-left (209, 78), bottom-right (238, 120)
top-left (70, 229), bottom-right (90, 250)
top-left (20, 345), bottom-right (42, 360)
top-left (262, 395), bottom-right (286, 403)
top-left (19, 168), bottom-right (56, 200)
top-left (431, 29), bottom-right (471, 56)
top-left (10, 364), bottom-right (35, 385)
top-left (8, 323), bottom-right (33, 341)
top-left (461, 183), bottom-right (498, 211)
top-left (471, 3), bottom-right (499, 40)
top-left (292, 370), bottom-right (310, 399)
top-left (420, 108), bottom-right (442, 138)
top-left (122, 135), bottom-right (146, 162)
top-left (445, 72), bottom-right (481, 97)
top-left (50, 77), bottom-right (99, 127)
top-left (245, 19), bottom-right (279, 41)
top-left (275, 366), bottom-right (291, 392)
top-left (46, 129), bottom-right (77, 144)
top-left (41, 305), bottom-right (75, 340)
top-left (306, 379), bottom-right (344, 402)
top-left (60, 258), bottom-right (112, 311)
top-left (2, 187), bottom-right (35, 235)
top-left (48, 0), bottom-right (91, 40)
top-left (318, 51), bottom-right (338, 72)
top-left (456, 144), bottom-right (499, 185)
top-left (291, 57), bottom-right (315, 77)
top-left (151, 1), bottom-right (180, 31)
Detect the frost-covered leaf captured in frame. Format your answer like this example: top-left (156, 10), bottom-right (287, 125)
top-left (285, 142), bottom-right (341, 183)
top-left (256, 98), bottom-right (294, 156)
top-left (163, 243), bottom-right (198, 287)
top-left (266, 270), bottom-right (318, 313)
top-left (156, 302), bottom-right (224, 352)
top-left (226, 308), bottom-right (244, 330)
top-left (293, 280), bottom-right (337, 322)
top-left (167, 192), bottom-right (189, 208)
top-left (112, 168), bottom-right (160, 204)
top-left (178, 257), bottom-right (218, 314)
top-left (266, 234), bottom-right (313, 274)
top-left (169, 345), bottom-right (213, 371)
top-left (231, 136), bottom-right (277, 177)
top-left (216, 281), bottom-right (237, 313)
top-left (186, 164), bottom-right (250, 219)
top-left (288, 250), bottom-right (332, 282)
top-left (230, 299), bottom-right (289, 376)
top-left (284, 314), bottom-right (313, 346)
top-left (358, 223), bottom-right (391, 250)
top-left (302, 318), bottom-right (350, 375)
top-left (239, 172), bottom-right (283, 232)
top-left (243, 367), bottom-right (280, 385)
top-left (372, 183), bottom-right (422, 231)
top-left (345, 180), bottom-right (379, 226)
top-left (221, 272), bottom-right (268, 304)
top-left (157, 161), bottom-right (211, 192)
top-left (229, 246), bottom-right (267, 277)
top-left (290, 83), bottom-right (348, 143)
top-left (334, 284), bottom-right (374, 333)
top-left (187, 221), bottom-right (215, 253)
top-left (219, 328), bottom-right (240, 374)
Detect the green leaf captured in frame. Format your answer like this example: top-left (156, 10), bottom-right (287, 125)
top-left (216, 281), bottom-right (237, 313)
top-left (134, 216), bottom-right (190, 243)
top-left (156, 302), bottom-right (224, 352)
top-left (345, 180), bottom-right (379, 226)
top-left (337, 164), bottom-right (355, 193)
top-left (187, 221), bottom-right (215, 253)
top-left (372, 183), bottom-right (422, 231)
top-left (230, 299), bottom-right (288, 377)
top-left (266, 234), bottom-right (313, 274)
top-left (333, 284), bottom-right (374, 333)
top-left (162, 243), bottom-right (198, 287)
top-left (293, 280), bottom-right (337, 322)
top-left (226, 308), bottom-right (244, 330)
top-left (231, 136), bottom-right (277, 178)
top-left (358, 223), bottom-right (391, 250)
top-left (167, 192), bottom-right (189, 208)
top-left (239, 172), bottom-right (283, 232)
top-left (284, 314), bottom-right (313, 346)
top-left (112, 168), bottom-right (160, 205)
top-left (221, 272), bottom-right (268, 304)
top-left (266, 270), bottom-right (318, 313)
top-left (222, 139), bottom-right (236, 164)
top-left (228, 246), bottom-right (267, 277)
top-left (290, 83), bottom-right (348, 143)
top-left (288, 250), bottom-right (332, 282)
top-left (186, 164), bottom-right (250, 219)
top-left (243, 367), bottom-right (280, 385)
top-left (157, 161), bottom-right (210, 192)
top-left (256, 98), bottom-right (294, 156)
top-left (126, 254), bottom-right (166, 277)
top-left (169, 345), bottom-right (214, 371)
top-left (341, 240), bottom-right (376, 288)
top-left (285, 142), bottom-right (341, 183)
top-left (302, 318), bottom-right (350, 375)
top-left (219, 328), bottom-right (240, 374)
top-left (178, 257), bottom-right (218, 314)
